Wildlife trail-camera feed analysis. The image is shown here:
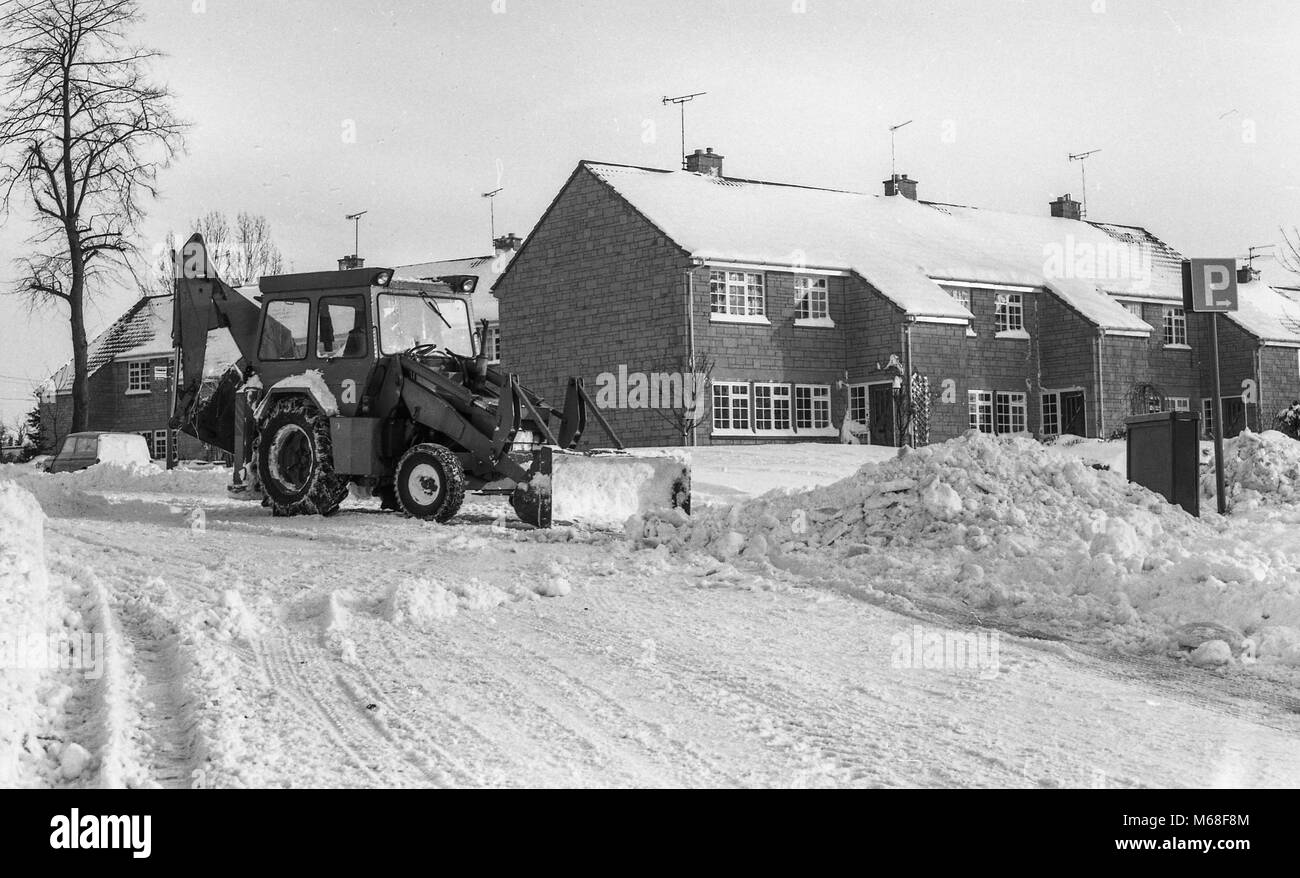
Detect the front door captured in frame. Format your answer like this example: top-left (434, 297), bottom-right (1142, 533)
top-left (868, 384), bottom-right (897, 446)
top-left (1061, 391), bottom-right (1086, 436)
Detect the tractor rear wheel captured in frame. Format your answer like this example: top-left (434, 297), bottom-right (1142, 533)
top-left (395, 443), bottom-right (465, 523)
top-left (254, 397), bottom-right (349, 516)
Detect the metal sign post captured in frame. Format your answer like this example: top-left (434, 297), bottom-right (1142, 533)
top-left (1182, 258), bottom-right (1239, 514)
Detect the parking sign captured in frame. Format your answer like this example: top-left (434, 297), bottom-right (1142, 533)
top-left (1182, 259), bottom-right (1238, 312)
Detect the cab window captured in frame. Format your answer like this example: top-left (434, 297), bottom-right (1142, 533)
top-left (317, 295), bottom-right (368, 358)
top-left (259, 299), bottom-right (310, 360)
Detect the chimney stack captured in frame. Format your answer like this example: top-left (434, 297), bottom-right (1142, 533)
top-left (883, 174), bottom-right (918, 200)
top-left (338, 255), bottom-right (365, 270)
top-left (1050, 194), bottom-right (1082, 221)
top-left (493, 232), bottom-right (523, 253)
top-left (684, 147), bottom-right (724, 177)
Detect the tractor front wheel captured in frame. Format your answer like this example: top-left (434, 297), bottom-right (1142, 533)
top-left (395, 443), bottom-right (465, 523)
top-left (254, 397), bottom-right (349, 516)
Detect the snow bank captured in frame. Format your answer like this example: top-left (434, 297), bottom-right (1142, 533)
top-left (0, 482), bottom-right (50, 786)
top-left (0, 462), bottom-right (229, 518)
top-left (632, 432), bottom-right (1300, 665)
top-left (1203, 431), bottom-right (1300, 510)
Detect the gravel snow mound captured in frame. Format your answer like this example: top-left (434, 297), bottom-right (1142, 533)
top-left (1202, 430), bottom-right (1300, 510)
top-left (634, 432), bottom-right (1300, 664)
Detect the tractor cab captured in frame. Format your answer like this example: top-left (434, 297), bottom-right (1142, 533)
top-left (252, 267), bottom-right (482, 416)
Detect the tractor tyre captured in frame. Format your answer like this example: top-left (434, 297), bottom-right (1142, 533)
top-left (253, 397), bottom-right (350, 517)
top-left (394, 443), bottom-right (466, 523)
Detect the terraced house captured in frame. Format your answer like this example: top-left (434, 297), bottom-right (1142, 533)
top-left (493, 149), bottom-right (1300, 447)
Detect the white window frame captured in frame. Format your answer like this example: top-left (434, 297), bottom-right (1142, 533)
top-left (995, 292), bottom-right (1025, 337)
top-left (1041, 392), bottom-right (1060, 437)
top-left (1202, 398), bottom-right (1214, 438)
top-left (149, 429), bottom-right (178, 460)
top-left (945, 287), bottom-right (977, 336)
top-left (711, 382), bottom-right (751, 434)
top-left (793, 276), bottom-right (833, 326)
top-left (794, 384), bottom-right (833, 434)
top-left (969, 390), bottom-right (993, 433)
top-left (709, 270), bottom-right (768, 323)
top-left (1163, 397), bottom-right (1190, 412)
top-left (995, 391), bottom-right (1027, 434)
top-left (126, 360), bottom-right (151, 395)
top-left (848, 383), bottom-right (868, 429)
top-left (1163, 307), bottom-right (1188, 347)
top-left (486, 323), bottom-right (501, 364)
top-left (752, 382), bottom-right (792, 433)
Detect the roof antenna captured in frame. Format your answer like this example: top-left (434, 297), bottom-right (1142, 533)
top-left (1068, 149), bottom-right (1101, 219)
top-left (888, 120), bottom-right (912, 180)
top-left (345, 210), bottom-right (367, 261)
top-left (482, 188), bottom-right (503, 245)
top-left (663, 92), bottom-right (707, 169)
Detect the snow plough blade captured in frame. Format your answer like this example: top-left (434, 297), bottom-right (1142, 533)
top-left (509, 447), bottom-right (690, 529)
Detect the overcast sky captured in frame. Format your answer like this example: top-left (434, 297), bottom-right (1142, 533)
top-left (2, 0), bottom-right (1298, 423)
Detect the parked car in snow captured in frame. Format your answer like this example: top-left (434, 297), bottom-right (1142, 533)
top-left (44, 432), bottom-right (153, 473)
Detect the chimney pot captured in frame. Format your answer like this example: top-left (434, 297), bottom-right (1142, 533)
top-left (883, 174), bottom-right (918, 200)
top-left (338, 255), bottom-right (365, 270)
top-left (684, 146), bottom-right (724, 176)
top-left (493, 232), bottom-right (522, 253)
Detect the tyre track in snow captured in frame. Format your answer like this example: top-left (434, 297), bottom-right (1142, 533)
top-left (47, 554), bottom-right (197, 789)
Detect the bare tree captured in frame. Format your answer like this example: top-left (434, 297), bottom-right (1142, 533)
top-left (191, 209), bottom-right (283, 286)
top-left (0, 0), bottom-right (186, 432)
top-left (644, 343), bottom-right (716, 446)
top-left (1279, 227), bottom-right (1300, 278)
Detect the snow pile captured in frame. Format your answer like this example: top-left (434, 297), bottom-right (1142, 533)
top-left (552, 449), bottom-right (689, 528)
top-left (0, 482), bottom-right (51, 786)
top-left (380, 579), bottom-right (460, 626)
top-left (1202, 430), bottom-right (1300, 510)
top-left (633, 432), bottom-right (1300, 665)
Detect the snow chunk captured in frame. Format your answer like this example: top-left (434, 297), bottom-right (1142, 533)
top-left (1188, 640), bottom-right (1233, 668)
top-left (264, 370), bottom-right (339, 416)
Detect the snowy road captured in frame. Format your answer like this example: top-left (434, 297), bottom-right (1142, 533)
top-left (10, 443), bottom-right (1298, 788)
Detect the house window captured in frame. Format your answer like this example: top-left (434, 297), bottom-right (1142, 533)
top-left (848, 384), bottom-right (868, 427)
top-left (709, 271), bottom-right (765, 318)
top-left (995, 293), bottom-right (1024, 334)
top-left (487, 324), bottom-right (501, 363)
top-left (1162, 307), bottom-right (1187, 346)
top-left (794, 385), bottom-right (831, 430)
top-left (794, 277), bottom-right (829, 321)
top-left (969, 390), bottom-right (993, 433)
top-left (149, 429), bottom-right (178, 460)
top-left (127, 361), bottom-right (150, 393)
top-left (1202, 399), bottom-right (1214, 437)
top-left (1121, 301), bottom-right (1145, 321)
top-left (1041, 392), bottom-right (1059, 436)
top-left (1163, 397), bottom-right (1190, 412)
top-left (946, 287), bottom-right (977, 336)
top-left (712, 382), bottom-right (750, 432)
top-left (995, 392), bottom-right (1027, 434)
top-left (753, 383), bottom-right (792, 432)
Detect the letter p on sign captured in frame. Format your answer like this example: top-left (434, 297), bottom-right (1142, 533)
top-left (1182, 258), bottom-right (1239, 312)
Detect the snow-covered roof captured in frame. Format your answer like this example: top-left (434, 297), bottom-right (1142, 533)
top-left (1225, 285), bottom-right (1300, 346)
top-left (580, 162), bottom-right (1187, 332)
top-left (40, 293), bottom-right (245, 398)
top-left (394, 251), bottom-right (513, 324)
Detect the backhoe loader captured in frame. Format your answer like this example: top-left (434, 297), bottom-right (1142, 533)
top-left (169, 234), bottom-right (689, 527)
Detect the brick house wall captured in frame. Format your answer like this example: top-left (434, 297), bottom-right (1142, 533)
top-left (495, 166), bottom-right (693, 448)
top-left (495, 162), bottom-right (1300, 449)
top-left (42, 356), bottom-right (211, 459)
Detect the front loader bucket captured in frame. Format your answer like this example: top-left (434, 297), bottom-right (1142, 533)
top-left (549, 448), bottom-right (690, 528)
top-left (509, 446), bottom-right (553, 529)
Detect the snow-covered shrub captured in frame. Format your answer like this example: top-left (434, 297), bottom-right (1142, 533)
top-left (1275, 401), bottom-right (1300, 440)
